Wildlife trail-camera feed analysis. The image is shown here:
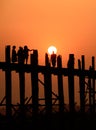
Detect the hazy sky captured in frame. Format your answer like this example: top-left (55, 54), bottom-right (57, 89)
top-left (0, 0), bottom-right (96, 67)
top-left (0, 0), bottom-right (96, 105)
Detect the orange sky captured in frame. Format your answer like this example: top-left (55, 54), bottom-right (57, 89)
top-left (0, 0), bottom-right (96, 104)
top-left (0, 0), bottom-right (96, 67)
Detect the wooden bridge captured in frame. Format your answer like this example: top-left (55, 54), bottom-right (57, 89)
top-left (0, 45), bottom-right (96, 118)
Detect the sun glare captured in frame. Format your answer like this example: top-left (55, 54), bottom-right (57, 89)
top-left (48, 45), bottom-right (57, 55)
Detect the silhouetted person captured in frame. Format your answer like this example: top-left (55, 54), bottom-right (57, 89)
top-left (51, 51), bottom-right (57, 67)
top-left (23, 45), bottom-right (32, 64)
top-left (12, 45), bottom-right (17, 63)
top-left (17, 46), bottom-right (24, 64)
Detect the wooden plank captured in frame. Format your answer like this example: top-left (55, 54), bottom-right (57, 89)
top-left (1, 61), bottom-right (96, 78)
top-left (57, 55), bottom-right (64, 113)
top-left (5, 45), bottom-right (12, 118)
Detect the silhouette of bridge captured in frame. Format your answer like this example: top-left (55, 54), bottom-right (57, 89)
top-left (0, 45), bottom-right (96, 119)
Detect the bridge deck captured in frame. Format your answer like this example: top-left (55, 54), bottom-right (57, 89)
top-left (0, 62), bottom-right (95, 77)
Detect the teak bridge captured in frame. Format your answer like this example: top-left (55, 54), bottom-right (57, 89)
top-left (0, 45), bottom-right (96, 118)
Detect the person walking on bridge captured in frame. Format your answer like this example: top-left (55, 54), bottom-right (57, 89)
top-left (23, 45), bottom-right (32, 64)
top-left (12, 45), bottom-right (17, 63)
top-left (51, 51), bottom-right (57, 67)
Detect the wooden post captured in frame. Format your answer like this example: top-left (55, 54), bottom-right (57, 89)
top-left (19, 67), bottom-right (25, 117)
top-left (92, 56), bottom-right (95, 112)
top-left (89, 66), bottom-right (92, 113)
top-left (57, 55), bottom-right (64, 113)
top-left (5, 45), bottom-right (12, 118)
top-left (31, 50), bottom-right (38, 115)
top-left (44, 53), bottom-right (52, 114)
top-left (67, 54), bottom-right (75, 112)
top-left (89, 57), bottom-right (95, 113)
top-left (79, 55), bottom-right (85, 113)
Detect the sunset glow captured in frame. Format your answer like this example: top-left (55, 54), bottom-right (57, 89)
top-left (48, 45), bottom-right (57, 55)
top-left (0, 0), bottom-right (96, 106)
top-left (0, 0), bottom-right (96, 62)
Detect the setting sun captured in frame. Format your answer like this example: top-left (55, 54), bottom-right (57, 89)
top-left (48, 45), bottom-right (57, 55)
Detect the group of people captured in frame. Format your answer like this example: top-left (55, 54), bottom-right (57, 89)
top-left (12, 45), bottom-right (32, 64)
top-left (12, 45), bottom-right (57, 67)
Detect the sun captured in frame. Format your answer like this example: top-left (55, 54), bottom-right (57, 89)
top-left (48, 45), bottom-right (57, 55)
